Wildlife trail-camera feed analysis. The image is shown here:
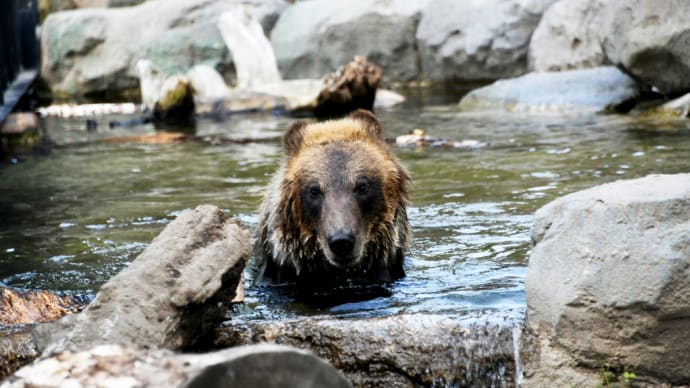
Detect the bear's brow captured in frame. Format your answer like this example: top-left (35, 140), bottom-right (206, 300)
top-left (302, 120), bottom-right (372, 144)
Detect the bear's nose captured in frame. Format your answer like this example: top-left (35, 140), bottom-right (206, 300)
top-left (327, 232), bottom-right (355, 259)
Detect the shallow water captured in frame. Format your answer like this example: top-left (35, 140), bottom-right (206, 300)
top-left (2, 94), bottom-right (690, 322)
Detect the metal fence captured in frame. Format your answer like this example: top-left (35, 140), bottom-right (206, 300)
top-left (0, 0), bottom-right (39, 105)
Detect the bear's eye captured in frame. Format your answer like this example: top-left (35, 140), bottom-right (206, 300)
top-left (355, 182), bottom-right (369, 195)
top-left (309, 186), bottom-right (322, 199)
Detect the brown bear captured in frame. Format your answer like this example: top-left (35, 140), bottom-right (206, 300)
top-left (254, 109), bottom-right (410, 287)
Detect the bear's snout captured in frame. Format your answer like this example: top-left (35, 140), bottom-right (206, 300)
top-left (327, 231), bottom-right (356, 264)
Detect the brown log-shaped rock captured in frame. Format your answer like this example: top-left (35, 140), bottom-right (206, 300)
top-left (33, 204), bottom-right (251, 355)
top-left (313, 56), bottom-right (382, 118)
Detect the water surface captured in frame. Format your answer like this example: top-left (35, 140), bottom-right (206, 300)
top-left (2, 96), bottom-right (689, 321)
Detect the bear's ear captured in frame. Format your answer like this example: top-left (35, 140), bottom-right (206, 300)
top-left (349, 109), bottom-right (384, 141)
top-left (283, 120), bottom-right (308, 157)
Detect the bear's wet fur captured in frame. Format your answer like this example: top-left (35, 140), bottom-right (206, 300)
top-left (254, 109), bottom-right (410, 288)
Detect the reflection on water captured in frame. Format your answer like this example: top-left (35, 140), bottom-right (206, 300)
top-left (1, 97), bottom-right (690, 320)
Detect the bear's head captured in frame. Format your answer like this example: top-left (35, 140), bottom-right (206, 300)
top-left (274, 109), bottom-right (410, 276)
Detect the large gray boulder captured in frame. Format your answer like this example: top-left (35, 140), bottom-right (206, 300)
top-left (215, 314), bottom-right (519, 387)
top-left (527, 0), bottom-right (609, 72)
top-left (33, 205), bottom-right (251, 355)
top-left (1, 344), bottom-right (350, 388)
top-left (458, 66), bottom-right (639, 113)
top-left (40, 0), bottom-right (288, 99)
top-left (270, 0), bottom-right (427, 82)
top-left (524, 174), bottom-right (690, 386)
top-left (271, 0), bottom-right (558, 84)
top-left (529, 0), bottom-right (690, 96)
top-left (416, 0), bottom-right (557, 82)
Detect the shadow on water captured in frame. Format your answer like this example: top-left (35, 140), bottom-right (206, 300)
top-left (2, 94), bottom-right (690, 321)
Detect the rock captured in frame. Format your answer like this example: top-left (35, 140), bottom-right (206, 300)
top-left (135, 5), bottom-right (400, 118)
top-left (270, 0), bottom-right (428, 82)
top-left (1, 113), bottom-right (42, 156)
top-left (529, 0), bottom-right (690, 96)
top-left (373, 89), bottom-right (405, 109)
top-left (609, 1), bottom-right (690, 96)
top-left (524, 173), bottom-right (690, 386)
top-left (416, 0), bottom-right (557, 82)
top-left (0, 287), bottom-right (85, 379)
top-left (38, 0), bottom-right (147, 21)
top-left (186, 64), bottom-right (231, 100)
top-left (0, 326), bottom-right (37, 381)
top-left (40, 0), bottom-right (288, 99)
top-left (215, 314), bottom-right (518, 387)
top-left (217, 9), bottom-right (282, 91)
top-left (152, 75), bottom-right (195, 122)
top-left (1, 344), bottom-right (350, 388)
top-left (0, 286), bottom-right (84, 325)
top-left (313, 56), bottom-right (381, 117)
top-left (249, 79), bottom-right (323, 112)
top-left (0, 113), bottom-right (38, 136)
top-left (650, 92), bottom-right (690, 118)
top-left (195, 90), bottom-right (288, 116)
top-left (149, 56), bottom-right (387, 117)
top-left (33, 205), bottom-right (251, 355)
top-left (527, 0), bottom-right (610, 72)
top-left (458, 66), bottom-right (639, 113)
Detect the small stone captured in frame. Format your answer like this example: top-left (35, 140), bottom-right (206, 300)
top-left (0, 113), bottom-right (38, 135)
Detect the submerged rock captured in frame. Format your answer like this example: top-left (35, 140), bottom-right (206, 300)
top-left (33, 205), bottom-right (251, 355)
top-left (215, 314), bottom-right (519, 387)
top-left (1, 344), bottom-right (350, 388)
top-left (524, 173), bottom-right (690, 386)
top-left (458, 66), bottom-right (639, 113)
top-left (529, 0), bottom-right (690, 96)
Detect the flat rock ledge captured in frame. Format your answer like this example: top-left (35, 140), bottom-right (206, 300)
top-left (215, 314), bottom-right (520, 387)
top-left (458, 66), bottom-right (639, 114)
top-left (33, 204), bottom-right (252, 356)
top-left (0, 344), bottom-right (349, 388)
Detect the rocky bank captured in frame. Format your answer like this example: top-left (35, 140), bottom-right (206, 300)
top-left (38, 0), bottom-right (690, 119)
top-left (460, 0), bottom-right (690, 114)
